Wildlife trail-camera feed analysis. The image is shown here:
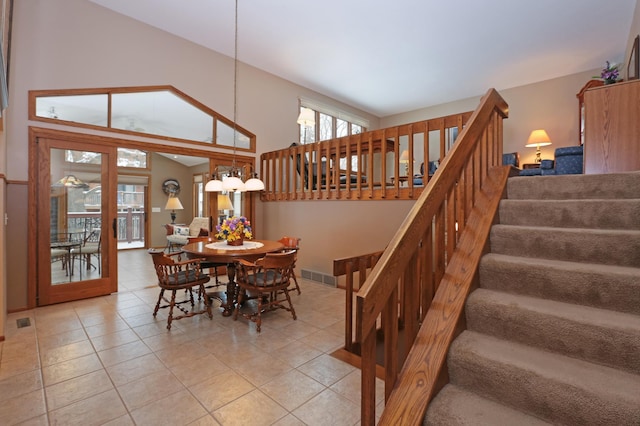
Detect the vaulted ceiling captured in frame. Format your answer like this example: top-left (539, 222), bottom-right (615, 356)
top-left (90, 0), bottom-right (636, 117)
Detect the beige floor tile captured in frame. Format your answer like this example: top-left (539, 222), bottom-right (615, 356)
top-left (0, 369), bottom-right (43, 403)
top-left (213, 389), bottom-right (288, 426)
top-left (97, 340), bottom-right (152, 367)
top-left (15, 413), bottom-right (50, 426)
top-left (269, 340), bottom-right (324, 368)
top-left (105, 352), bottom-right (167, 386)
top-left (302, 328), bottom-right (344, 353)
top-left (167, 353), bottom-right (230, 387)
top-left (117, 369), bottom-right (185, 411)
top-left (1, 254), bottom-right (370, 424)
top-left (297, 354), bottom-right (356, 387)
top-left (154, 340), bottom-right (210, 368)
top-left (271, 414), bottom-right (307, 426)
top-left (330, 370), bottom-right (385, 406)
top-left (48, 389), bottom-right (127, 426)
top-left (141, 328), bottom-right (194, 351)
top-left (83, 317), bottom-right (130, 338)
top-left (260, 369), bottom-right (326, 411)
top-left (0, 388), bottom-right (47, 425)
top-left (90, 328), bottom-right (140, 352)
top-left (130, 388), bottom-right (208, 425)
top-left (231, 350), bottom-right (293, 387)
top-left (0, 353), bottom-right (41, 381)
top-left (45, 369), bottom-right (114, 411)
top-left (101, 414), bottom-right (135, 425)
top-left (37, 328), bottom-right (88, 352)
top-left (187, 414), bottom-right (222, 426)
top-left (39, 339), bottom-right (96, 367)
top-left (41, 353), bottom-right (103, 386)
top-left (190, 369), bottom-right (255, 412)
top-left (292, 388), bottom-right (360, 426)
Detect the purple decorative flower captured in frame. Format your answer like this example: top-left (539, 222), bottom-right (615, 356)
top-left (600, 61), bottom-right (619, 84)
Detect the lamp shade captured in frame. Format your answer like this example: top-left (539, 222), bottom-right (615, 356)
top-left (217, 193), bottom-right (234, 210)
top-left (399, 149), bottom-right (409, 162)
top-left (525, 129), bottom-right (552, 147)
top-left (297, 107), bottom-right (315, 127)
top-left (244, 176), bottom-right (265, 191)
top-left (165, 196), bottom-right (184, 210)
top-left (222, 175), bottom-right (245, 192)
top-left (205, 178), bottom-right (224, 192)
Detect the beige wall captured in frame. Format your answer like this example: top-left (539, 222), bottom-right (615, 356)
top-left (3, 0), bottom-right (638, 314)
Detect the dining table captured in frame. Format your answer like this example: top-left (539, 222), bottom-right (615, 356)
top-left (181, 239), bottom-right (285, 316)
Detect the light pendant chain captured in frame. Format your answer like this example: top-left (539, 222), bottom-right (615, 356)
top-left (232, 0), bottom-right (238, 172)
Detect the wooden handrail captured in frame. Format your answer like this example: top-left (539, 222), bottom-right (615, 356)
top-left (259, 112), bottom-right (472, 201)
top-left (355, 88), bottom-right (509, 424)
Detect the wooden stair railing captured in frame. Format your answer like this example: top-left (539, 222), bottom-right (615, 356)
top-left (259, 112), bottom-right (472, 202)
top-left (354, 88), bottom-right (509, 424)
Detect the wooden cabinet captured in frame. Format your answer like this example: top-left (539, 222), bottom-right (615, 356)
top-left (584, 79), bottom-right (640, 174)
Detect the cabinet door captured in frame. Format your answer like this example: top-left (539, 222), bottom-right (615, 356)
top-left (584, 80), bottom-right (640, 174)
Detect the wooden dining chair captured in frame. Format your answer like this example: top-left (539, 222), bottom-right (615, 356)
top-left (278, 236), bottom-right (302, 294)
top-left (148, 249), bottom-right (213, 330)
top-left (233, 250), bottom-right (297, 332)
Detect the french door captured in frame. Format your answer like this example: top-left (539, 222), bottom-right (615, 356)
top-left (35, 138), bottom-right (117, 305)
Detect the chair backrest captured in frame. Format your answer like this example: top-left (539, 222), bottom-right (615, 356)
top-left (84, 229), bottom-right (101, 245)
top-left (256, 250), bottom-right (296, 284)
top-left (278, 236), bottom-right (300, 251)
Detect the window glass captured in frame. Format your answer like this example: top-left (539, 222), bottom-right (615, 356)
top-left (319, 113), bottom-right (333, 141)
top-left (336, 119), bottom-right (348, 138)
top-left (36, 94), bottom-right (108, 126)
top-left (31, 87), bottom-right (255, 152)
top-left (111, 91), bottom-right (213, 142)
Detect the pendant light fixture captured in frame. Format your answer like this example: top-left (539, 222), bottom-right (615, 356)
top-left (206, 0), bottom-right (264, 193)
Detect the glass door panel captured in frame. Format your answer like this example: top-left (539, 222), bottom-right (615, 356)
top-left (38, 141), bottom-right (117, 305)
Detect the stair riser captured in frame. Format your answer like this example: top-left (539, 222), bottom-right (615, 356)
top-left (448, 337), bottom-right (640, 425)
top-left (490, 226), bottom-right (640, 267)
top-left (499, 199), bottom-right (640, 230)
top-left (466, 291), bottom-right (640, 375)
top-left (507, 172), bottom-right (640, 200)
top-left (479, 255), bottom-right (640, 315)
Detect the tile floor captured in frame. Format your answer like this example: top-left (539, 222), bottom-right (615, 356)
top-left (1, 249), bottom-right (384, 425)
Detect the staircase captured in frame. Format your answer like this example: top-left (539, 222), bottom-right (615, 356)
top-left (424, 172), bottom-right (640, 425)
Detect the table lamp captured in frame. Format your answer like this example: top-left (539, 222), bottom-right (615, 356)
top-left (165, 195), bottom-right (183, 224)
top-left (400, 150), bottom-right (410, 175)
top-left (525, 129), bottom-right (552, 163)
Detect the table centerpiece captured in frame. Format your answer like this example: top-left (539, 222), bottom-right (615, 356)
top-left (215, 216), bottom-right (253, 246)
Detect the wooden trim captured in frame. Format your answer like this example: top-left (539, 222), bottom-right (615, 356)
top-left (350, 88), bottom-right (508, 424)
top-left (28, 85), bottom-right (257, 153)
top-left (378, 165), bottom-right (510, 424)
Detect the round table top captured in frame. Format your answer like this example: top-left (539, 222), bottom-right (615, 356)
top-left (182, 239), bottom-right (285, 263)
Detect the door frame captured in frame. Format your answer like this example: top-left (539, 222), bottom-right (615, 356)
top-left (27, 127), bottom-right (257, 308)
top-left (34, 138), bottom-right (118, 305)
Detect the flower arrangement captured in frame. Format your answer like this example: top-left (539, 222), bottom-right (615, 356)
top-left (596, 61), bottom-right (620, 84)
top-left (215, 216), bottom-right (252, 243)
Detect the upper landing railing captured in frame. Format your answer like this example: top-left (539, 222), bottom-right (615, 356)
top-left (259, 111), bottom-right (472, 201)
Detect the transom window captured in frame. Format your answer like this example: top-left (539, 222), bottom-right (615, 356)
top-left (29, 86), bottom-right (256, 152)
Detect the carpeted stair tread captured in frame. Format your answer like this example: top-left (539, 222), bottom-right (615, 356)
top-left (499, 198), bottom-right (640, 229)
top-left (479, 253), bottom-right (640, 315)
top-left (507, 171), bottom-right (640, 200)
top-left (424, 384), bottom-right (551, 426)
top-left (466, 288), bottom-right (640, 374)
top-left (448, 331), bottom-right (640, 425)
top-left (490, 224), bottom-right (640, 267)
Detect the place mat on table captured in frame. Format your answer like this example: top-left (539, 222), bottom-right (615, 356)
top-left (205, 241), bottom-right (264, 250)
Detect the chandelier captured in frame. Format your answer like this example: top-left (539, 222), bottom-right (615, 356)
top-left (205, 0), bottom-right (264, 193)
